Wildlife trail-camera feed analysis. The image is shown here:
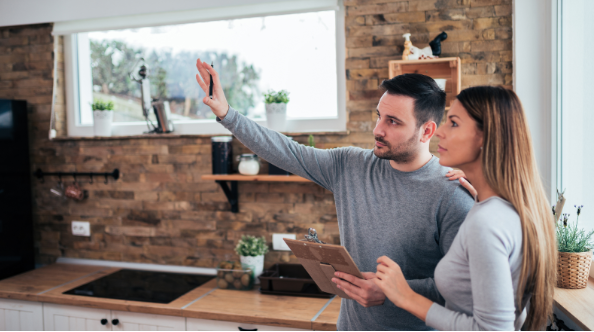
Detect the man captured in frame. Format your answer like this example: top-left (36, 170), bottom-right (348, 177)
top-left (196, 59), bottom-right (474, 330)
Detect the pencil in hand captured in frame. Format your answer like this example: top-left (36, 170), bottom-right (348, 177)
top-left (209, 62), bottom-right (214, 99)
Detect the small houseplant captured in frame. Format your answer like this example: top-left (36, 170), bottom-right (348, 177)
top-left (91, 99), bottom-right (114, 137)
top-left (263, 90), bottom-right (289, 132)
top-left (554, 190), bottom-right (594, 289)
top-left (235, 235), bottom-right (269, 284)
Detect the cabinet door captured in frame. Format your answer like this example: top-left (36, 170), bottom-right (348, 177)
top-left (186, 318), bottom-right (309, 331)
top-left (43, 303), bottom-right (111, 331)
top-left (0, 299), bottom-right (43, 331)
top-left (111, 311), bottom-right (185, 331)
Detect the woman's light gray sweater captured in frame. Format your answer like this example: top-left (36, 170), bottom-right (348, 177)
top-left (426, 197), bottom-right (530, 331)
top-left (218, 107), bottom-right (474, 330)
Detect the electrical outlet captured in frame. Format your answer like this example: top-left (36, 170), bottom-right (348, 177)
top-left (272, 233), bottom-right (296, 251)
top-left (72, 221), bottom-right (91, 237)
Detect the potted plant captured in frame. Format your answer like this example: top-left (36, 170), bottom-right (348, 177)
top-left (235, 235), bottom-right (269, 284)
top-left (554, 190), bottom-right (594, 289)
top-left (263, 90), bottom-right (289, 132)
top-left (91, 99), bottom-right (114, 137)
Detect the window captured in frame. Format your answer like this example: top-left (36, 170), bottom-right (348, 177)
top-left (62, 1), bottom-right (346, 136)
top-left (557, 0), bottom-right (594, 232)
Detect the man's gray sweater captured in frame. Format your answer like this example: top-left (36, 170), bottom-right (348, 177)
top-left (218, 107), bottom-right (474, 331)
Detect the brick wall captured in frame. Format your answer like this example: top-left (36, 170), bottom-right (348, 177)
top-left (0, 0), bottom-right (512, 268)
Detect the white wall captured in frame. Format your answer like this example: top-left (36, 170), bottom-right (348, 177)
top-left (0, 0), bottom-right (293, 28)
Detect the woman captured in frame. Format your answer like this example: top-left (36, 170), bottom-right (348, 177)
top-left (373, 86), bottom-right (557, 330)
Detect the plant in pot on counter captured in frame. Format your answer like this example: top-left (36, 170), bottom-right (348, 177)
top-left (554, 190), bottom-right (594, 289)
top-left (263, 89), bottom-right (289, 132)
top-left (91, 99), bottom-right (114, 137)
top-left (235, 235), bottom-right (269, 285)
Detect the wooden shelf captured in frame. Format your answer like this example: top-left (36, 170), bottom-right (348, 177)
top-left (201, 174), bottom-right (310, 182)
top-left (554, 277), bottom-right (594, 331)
top-left (201, 174), bottom-right (313, 212)
top-left (389, 57), bottom-right (461, 109)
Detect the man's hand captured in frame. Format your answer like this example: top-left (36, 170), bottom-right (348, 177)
top-left (195, 58), bottom-right (229, 119)
top-left (331, 272), bottom-right (385, 307)
top-left (445, 169), bottom-right (477, 198)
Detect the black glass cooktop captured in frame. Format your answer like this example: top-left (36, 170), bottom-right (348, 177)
top-left (63, 269), bottom-right (214, 304)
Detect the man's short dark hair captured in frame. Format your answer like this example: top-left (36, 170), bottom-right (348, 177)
top-left (379, 73), bottom-right (446, 127)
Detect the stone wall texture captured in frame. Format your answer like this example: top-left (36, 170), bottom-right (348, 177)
top-left (0, 0), bottom-right (512, 268)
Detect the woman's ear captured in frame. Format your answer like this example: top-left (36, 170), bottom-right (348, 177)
top-left (475, 129), bottom-right (484, 151)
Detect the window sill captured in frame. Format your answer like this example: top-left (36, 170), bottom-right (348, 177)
top-left (52, 130), bottom-right (350, 141)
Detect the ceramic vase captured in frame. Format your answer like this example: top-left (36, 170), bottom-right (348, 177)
top-left (265, 103), bottom-right (287, 132)
top-left (240, 255), bottom-right (264, 285)
top-left (93, 110), bottom-right (113, 137)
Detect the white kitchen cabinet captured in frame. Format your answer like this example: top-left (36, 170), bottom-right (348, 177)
top-left (43, 303), bottom-right (111, 331)
top-left (111, 310), bottom-right (185, 331)
top-left (186, 317), bottom-right (309, 331)
top-left (42, 303), bottom-right (186, 331)
top-left (0, 298), bottom-right (43, 331)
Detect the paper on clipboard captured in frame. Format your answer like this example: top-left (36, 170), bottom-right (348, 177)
top-left (283, 238), bottom-right (365, 299)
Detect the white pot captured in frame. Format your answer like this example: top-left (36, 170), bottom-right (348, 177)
top-left (265, 103), bottom-right (287, 132)
top-left (93, 110), bottom-right (113, 137)
top-left (240, 255), bottom-right (264, 284)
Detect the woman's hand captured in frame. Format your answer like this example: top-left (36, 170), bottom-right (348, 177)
top-left (195, 58), bottom-right (229, 119)
top-left (374, 256), bottom-right (416, 309)
top-left (374, 256), bottom-right (434, 322)
top-left (446, 169), bottom-right (478, 198)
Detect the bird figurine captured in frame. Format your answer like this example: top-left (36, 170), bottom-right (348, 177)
top-left (403, 31), bottom-right (448, 60)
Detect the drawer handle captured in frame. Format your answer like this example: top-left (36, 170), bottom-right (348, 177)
top-left (238, 327), bottom-right (257, 331)
top-left (112, 319), bottom-right (119, 326)
top-left (100, 319), bottom-right (108, 326)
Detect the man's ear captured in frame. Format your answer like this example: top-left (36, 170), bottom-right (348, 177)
top-left (419, 121), bottom-right (437, 143)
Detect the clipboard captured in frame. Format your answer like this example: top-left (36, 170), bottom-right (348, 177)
top-left (283, 238), bottom-right (364, 299)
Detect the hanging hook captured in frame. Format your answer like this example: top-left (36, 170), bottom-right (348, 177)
top-left (104, 174), bottom-right (109, 184)
top-left (58, 173), bottom-right (62, 185)
top-left (89, 174), bottom-right (93, 184)
top-left (73, 174), bottom-right (77, 184)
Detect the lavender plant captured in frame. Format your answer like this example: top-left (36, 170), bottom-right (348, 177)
top-left (555, 204), bottom-right (594, 253)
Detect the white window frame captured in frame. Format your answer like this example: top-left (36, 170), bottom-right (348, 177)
top-left (62, 1), bottom-right (347, 137)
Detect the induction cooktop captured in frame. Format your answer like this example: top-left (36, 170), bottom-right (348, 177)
top-left (63, 269), bottom-right (214, 304)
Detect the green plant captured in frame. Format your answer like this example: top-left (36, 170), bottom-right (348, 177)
top-left (555, 203), bottom-right (594, 253)
top-left (91, 99), bottom-right (114, 111)
top-left (263, 90), bottom-right (290, 104)
top-left (308, 134), bottom-right (315, 147)
top-left (235, 235), bottom-right (269, 257)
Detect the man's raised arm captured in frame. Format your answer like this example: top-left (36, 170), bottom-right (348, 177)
top-left (196, 58), bottom-right (340, 191)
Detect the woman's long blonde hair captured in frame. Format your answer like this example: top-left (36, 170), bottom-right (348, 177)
top-left (457, 86), bottom-right (557, 330)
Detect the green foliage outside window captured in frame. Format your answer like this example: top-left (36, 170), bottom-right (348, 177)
top-left (89, 40), bottom-right (260, 117)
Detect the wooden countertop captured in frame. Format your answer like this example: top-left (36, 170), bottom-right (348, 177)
top-left (0, 263), bottom-right (339, 330)
top-left (554, 277), bottom-right (594, 331)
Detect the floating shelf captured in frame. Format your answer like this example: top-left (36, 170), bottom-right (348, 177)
top-left (201, 174), bottom-right (312, 213)
top-left (201, 174), bottom-right (310, 182)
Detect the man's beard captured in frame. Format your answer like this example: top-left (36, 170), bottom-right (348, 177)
top-left (373, 131), bottom-right (420, 163)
